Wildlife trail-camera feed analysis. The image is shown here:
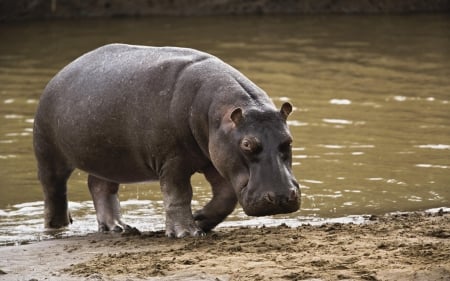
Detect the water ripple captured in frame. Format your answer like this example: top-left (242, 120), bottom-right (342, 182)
top-left (329, 99), bottom-right (352, 105)
top-left (416, 144), bottom-right (450, 150)
top-left (416, 164), bottom-right (449, 169)
top-left (322, 118), bottom-right (353, 125)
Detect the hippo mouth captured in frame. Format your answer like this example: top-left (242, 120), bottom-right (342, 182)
top-left (239, 184), bottom-right (300, 217)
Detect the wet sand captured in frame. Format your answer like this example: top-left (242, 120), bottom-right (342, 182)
top-left (0, 210), bottom-right (449, 281)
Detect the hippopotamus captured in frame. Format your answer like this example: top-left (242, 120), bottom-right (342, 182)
top-left (33, 43), bottom-right (300, 238)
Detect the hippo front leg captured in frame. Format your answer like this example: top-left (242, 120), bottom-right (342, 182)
top-left (194, 166), bottom-right (237, 232)
top-left (88, 175), bottom-right (132, 232)
top-left (160, 168), bottom-right (204, 238)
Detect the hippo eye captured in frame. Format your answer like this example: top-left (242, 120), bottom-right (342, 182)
top-left (242, 139), bottom-right (251, 150)
top-left (240, 137), bottom-right (261, 154)
top-left (279, 139), bottom-right (292, 160)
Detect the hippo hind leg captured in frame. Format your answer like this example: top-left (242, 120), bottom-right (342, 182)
top-left (194, 166), bottom-right (237, 232)
top-left (35, 145), bottom-right (74, 229)
top-left (87, 175), bottom-right (133, 232)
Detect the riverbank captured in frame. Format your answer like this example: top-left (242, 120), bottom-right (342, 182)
top-left (0, 210), bottom-right (449, 281)
top-left (1, 0), bottom-right (450, 21)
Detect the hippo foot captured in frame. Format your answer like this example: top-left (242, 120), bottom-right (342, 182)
top-left (98, 221), bottom-right (133, 233)
top-left (45, 211), bottom-right (73, 229)
top-left (193, 210), bottom-right (223, 233)
top-left (165, 218), bottom-right (205, 238)
top-left (165, 224), bottom-right (205, 238)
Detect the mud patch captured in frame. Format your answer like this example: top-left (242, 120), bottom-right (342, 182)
top-left (57, 211), bottom-right (450, 281)
top-left (0, 211), bottom-right (449, 281)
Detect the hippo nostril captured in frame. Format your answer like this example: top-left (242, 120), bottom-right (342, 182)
top-left (288, 188), bottom-right (298, 202)
top-left (264, 192), bottom-right (276, 205)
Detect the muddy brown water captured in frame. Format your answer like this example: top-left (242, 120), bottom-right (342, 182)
top-left (0, 15), bottom-right (449, 244)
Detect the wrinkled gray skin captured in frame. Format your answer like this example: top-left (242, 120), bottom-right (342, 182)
top-left (33, 44), bottom-right (300, 238)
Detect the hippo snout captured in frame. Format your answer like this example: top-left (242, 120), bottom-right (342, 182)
top-left (264, 188), bottom-right (299, 205)
top-left (242, 184), bottom-right (301, 217)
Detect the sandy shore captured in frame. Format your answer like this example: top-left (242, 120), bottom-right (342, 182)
top-left (0, 210), bottom-right (449, 281)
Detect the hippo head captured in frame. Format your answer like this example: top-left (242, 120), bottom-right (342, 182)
top-left (209, 102), bottom-right (300, 216)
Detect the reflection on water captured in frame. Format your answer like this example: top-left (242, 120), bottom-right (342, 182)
top-left (1, 15), bottom-right (449, 244)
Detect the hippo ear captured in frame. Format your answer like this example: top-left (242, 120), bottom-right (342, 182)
top-left (230, 108), bottom-right (243, 126)
top-left (280, 102), bottom-right (293, 120)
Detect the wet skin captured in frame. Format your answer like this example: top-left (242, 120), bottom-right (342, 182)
top-left (33, 44), bottom-right (300, 238)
